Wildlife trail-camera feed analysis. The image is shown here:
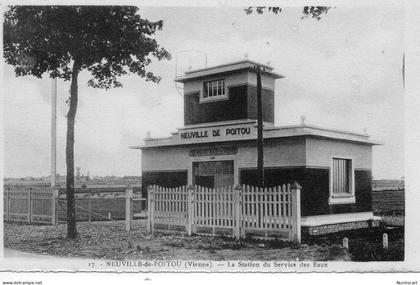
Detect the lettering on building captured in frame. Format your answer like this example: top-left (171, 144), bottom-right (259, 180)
top-left (180, 126), bottom-right (251, 140)
top-left (189, 146), bottom-right (238, 157)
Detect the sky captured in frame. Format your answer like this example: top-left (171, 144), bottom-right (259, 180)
top-left (2, 6), bottom-right (405, 179)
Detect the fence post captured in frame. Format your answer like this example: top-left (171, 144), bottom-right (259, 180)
top-left (125, 186), bottom-right (133, 232)
top-left (5, 186), bottom-right (9, 222)
top-left (291, 182), bottom-right (301, 243)
top-left (138, 188), bottom-right (143, 214)
top-left (27, 187), bottom-right (32, 223)
top-left (147, 185), bottom-right (155, 233)
top-left (383, 233), bottom-right (389, 250)
top-left (234, 185), bottom-right (243, 240)
top-left (88, 195), bottom-right (92, 223)
top-left (343, 237), bottom-right (349, 250)
top-left (187, 185), bottom-right (195, 236)
top-left (52, 187), bottom-right (59, 225)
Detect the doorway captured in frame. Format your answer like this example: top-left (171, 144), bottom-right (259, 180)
top-left (193, 160), bottom-right (234, 188)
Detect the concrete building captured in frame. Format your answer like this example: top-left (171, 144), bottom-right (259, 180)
top-left (133, 60), bottom-right (381, 235)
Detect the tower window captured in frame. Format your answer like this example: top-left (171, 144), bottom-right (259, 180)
top-left (201, 79), bottom-right (227, 102)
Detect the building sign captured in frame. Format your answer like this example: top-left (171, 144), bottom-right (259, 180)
top-left (189, 146), bottom-right (238, 157)
top-left (180, 127), bottom-right (251, 140)
top-left (193, 161), bottom-right (234, 175)
top-left (178, 123), bottom-right (256, 144)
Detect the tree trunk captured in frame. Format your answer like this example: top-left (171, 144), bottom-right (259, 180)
top-left (66, 61), bottom-right (80, 239)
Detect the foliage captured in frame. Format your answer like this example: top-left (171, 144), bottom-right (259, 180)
top-left (4, 6), bottom-right (170, 239)
top-left (244, 6), bottom-right (331, 20)
top-left (4, 6), bottom-right (171, 89)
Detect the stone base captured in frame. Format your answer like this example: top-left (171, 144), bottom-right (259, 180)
top-left (302, 219), bottom-right (381, 236)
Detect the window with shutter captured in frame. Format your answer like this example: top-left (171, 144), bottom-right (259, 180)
top-left (329, 157), bottom-right (355, 204)
top-left (332, 158), bottom-right (350, 194)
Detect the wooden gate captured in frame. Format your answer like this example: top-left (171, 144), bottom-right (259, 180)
top-left (242, 184), bottom-right (295, 240)
top-left (148, 186), bottom-right (189, 232)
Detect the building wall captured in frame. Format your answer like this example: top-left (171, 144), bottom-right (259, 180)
top-left (142, 147), bottom-right (190, 171)
top-left (247, 85), bottom-right (274, 123)
top-left (305, 137), bottom-right (372, 169)
top-left (141, 147), bottom-right (189, 197)
top-left (238, 137), bottom-right (373, 216)
top-left (183, 71), bottom-right (275, 125)
top-left (239, 167), bottom-right (372, 216)
top-left (300, 168), bottom-right (372, 216)
top-left (184, 85), bottom-right (248, 125)
top-left (142, 170), bottom-right (188, 198)
top-left (141, 137), bottom-right (373, 217)
top-left (236, 137), bottom-right (306, 168)
top-left (184, 85), bottom-right (274, 125)
top-left (183, 71), bottom-right (274, 93)
top-left (246, 71), bottom-right (276, 90)
top-left (142, 138), bottom-right (306, 172)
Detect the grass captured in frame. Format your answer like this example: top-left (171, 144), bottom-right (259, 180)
top-left (303, 225), bottom-right (404, 262)
top-left (380, 214), bottom-right (404, 227)
top-left (348, 238), bottom-right (404, 261)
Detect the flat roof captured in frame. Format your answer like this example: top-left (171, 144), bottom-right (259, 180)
top-left (131, 120), bottom-right (382, 149)
top-left (175, 59), bottom-right (284, 83)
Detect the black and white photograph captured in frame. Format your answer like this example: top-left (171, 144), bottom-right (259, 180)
top-left (1, 1), bottom-right (418, 279)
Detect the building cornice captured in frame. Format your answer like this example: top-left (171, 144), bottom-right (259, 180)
top-left (175, 59), bottom-right (284, 83)
top-left (131, 122), bottom-right (382, 149)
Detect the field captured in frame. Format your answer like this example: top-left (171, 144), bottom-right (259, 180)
top-left (372, 179), bottom-right (404, 191)
top-left (372, 189), bottom-right (405, 215)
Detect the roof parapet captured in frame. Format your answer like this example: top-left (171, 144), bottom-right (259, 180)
top-left (175, 59), bottom-right (284, 83)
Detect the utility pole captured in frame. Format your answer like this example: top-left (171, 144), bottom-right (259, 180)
top-left (256, 65), bottom-right (264, 188)
top-left (51, 78), bottom-right (57, 187)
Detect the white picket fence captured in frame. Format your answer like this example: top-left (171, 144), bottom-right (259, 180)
top-left (147, 183), bottom-right (302, 242)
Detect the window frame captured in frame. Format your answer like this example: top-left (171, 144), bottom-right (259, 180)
top-left (200, 78), bottom-right (228, 103)
top-left (329, 156), bottom-right (356, 205)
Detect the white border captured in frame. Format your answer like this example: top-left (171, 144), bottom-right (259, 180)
top-left (1, 0), bottom-right (418, 275)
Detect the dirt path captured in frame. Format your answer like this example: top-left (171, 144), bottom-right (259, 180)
top-left (4, 248), bottom-right (54, 258)
top-left (4, 221), bottom-right (350, 261)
